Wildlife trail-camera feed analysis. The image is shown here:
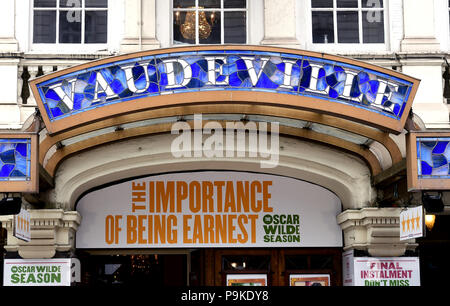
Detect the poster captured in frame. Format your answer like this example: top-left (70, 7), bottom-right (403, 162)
top-left (76, 171), bottom-right (342, 248)
top-left (343, 256), bottom-right (421, 286)
top-left (226, 274), bottom-right (267, 286)
top-left (3, 259), bottom-right (72, 286)
top-left (289, 274), bottom-right (330, 286)
top-left (13, 208), bottom-right (31, 242)
top-left (400, 206), bottom-right (424, 240)
top-left (342, 250), bottom-right (355, 286)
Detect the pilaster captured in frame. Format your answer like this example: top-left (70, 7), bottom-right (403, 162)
top-left (400, 0), bottom-right (440, 52)
top-left (0, 56), bottom-right (21, 129)
top-left (120, 0), bottom-right (160, 53)
top-left (0, 0), bottom-right (18, 52)
top-left (260, 0), bottom-right (301, 48)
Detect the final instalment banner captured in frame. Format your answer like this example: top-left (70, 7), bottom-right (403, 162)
top-left (75, 171), bottom-right (343, 248)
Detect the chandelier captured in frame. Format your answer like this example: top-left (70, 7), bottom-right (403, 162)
top-left (177, 7), bottom-right (215, 40)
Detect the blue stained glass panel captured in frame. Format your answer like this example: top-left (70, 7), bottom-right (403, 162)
top-left (0, 138), bottom-right (32, 181)
top-left (417, 138), bottom-right (450, 179)
top-left (35, 50), bottom-right (414, 123)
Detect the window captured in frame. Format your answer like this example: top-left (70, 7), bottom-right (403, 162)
top-left (311, 0), bottom-right (384, 44)
top-left (173, 0), bottom-right (247, 44)
top-left (33, 0), bottom-right (108, 44)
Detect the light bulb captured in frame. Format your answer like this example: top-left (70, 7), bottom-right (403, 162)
top-left (425, 214), bottom-right (436, 231)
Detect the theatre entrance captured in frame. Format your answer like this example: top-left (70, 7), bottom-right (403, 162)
top-left (76, 248), bottom-right (342, 286)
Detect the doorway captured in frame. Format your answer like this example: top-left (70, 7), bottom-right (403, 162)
top-left (207, 248), bottom-right (342, 286)
top-left (76, 248), bottom-right (342, 286)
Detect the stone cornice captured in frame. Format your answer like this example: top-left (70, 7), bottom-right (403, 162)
top-left (337, 207), bottom-right (417, 257)
top-left (0, 209), bottom-right (80, 258)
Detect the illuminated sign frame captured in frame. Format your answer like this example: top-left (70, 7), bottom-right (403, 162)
top-left (30, 46), bottom-right (419, 135)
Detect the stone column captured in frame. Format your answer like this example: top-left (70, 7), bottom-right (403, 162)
top-left (120, 0), bottom-right (160, 53)
top-left (399, 1), bottom-right (448, 128)
top-left (400, 0), bottom-right (440, 52)
top-left (0, 58), bottom-right (21, 129)
top-left (0, 209), bottom-right (81, 259)
top-left (337, 207), bottom-right (417, 257)
top-left (0, 0), bottom-right (21, 128)
top-left (260, 0), bottom-right (301, 48)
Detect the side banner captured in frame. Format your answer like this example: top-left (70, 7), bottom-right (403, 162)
top-left (76, 171), bottom-right (343, 248)
top-left (3, 259), bottom-right (72, 286)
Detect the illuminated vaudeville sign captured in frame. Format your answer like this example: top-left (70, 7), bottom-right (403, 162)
top-left (0, 134), bottom-right (38, 193)
top-left (30, 46), bottom-right (419, 134)
top-left (407, 132), bottom-right (450, 190)
top-left (76, 171), bottom-right (343, 248)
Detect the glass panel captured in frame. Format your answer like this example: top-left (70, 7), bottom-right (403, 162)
top-left (337, 0), bottom-right (358, 8)
top-left (60, 0), bottom-right (82, 8)
top-left (362, 10), bottom-right (384, 43)
top-left (85, 10), bottom-right (107, 43)
top-left (199, 0), bottom-right (221, 8)
top-left (33, 10), bottom-right (56, 43)
top-left (173, 0), bottom-right (195, 8)
top-left (34, 0), bottom-right (56, 7)
top-left (199, 10), bottom-right (221, 44)
top-left (86, 0), bottom-right (108, 8)
top-left (312, 11), bottom-right (334, 43)
top-left (224, 0), bottom-right (246, 8)
top-left (59, 10), bottom-right (82, 43)
top-left (224, 11), bottom-right (246, 43)
top-left (337, 11), bottom-right (359, 43)
top-left (362, 0), bottom-right (384, 8)
top-left (311, 0), bottom-right (333, 8)
top-left (174, 11), bottom-right (195, 44)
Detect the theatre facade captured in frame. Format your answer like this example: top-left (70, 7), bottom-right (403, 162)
top-left (1, 0), bottom-right (450, 287)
